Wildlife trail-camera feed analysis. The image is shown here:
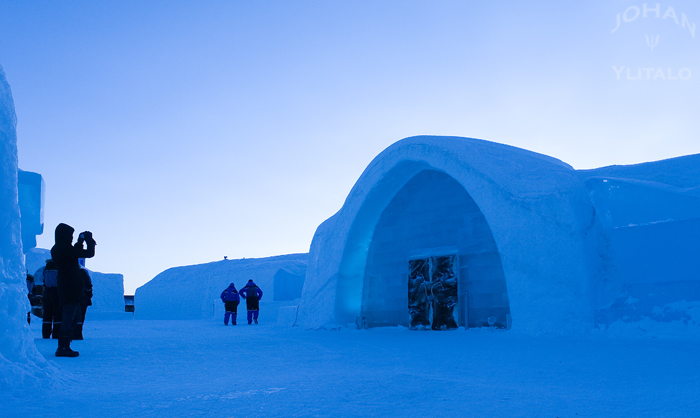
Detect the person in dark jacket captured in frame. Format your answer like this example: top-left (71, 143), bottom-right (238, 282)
top-left (220, 283), bottom-right (240, 325)
top-left (51, 223), bottom-right (96, 357)
top-left (41, 259), bottom-right (61, 339)
top-left (73, 269), bottom-right (93, 340)
top-left (26, 273), bottom-right (35, 324)
top-left (239, 280), bottom-right (263, 325)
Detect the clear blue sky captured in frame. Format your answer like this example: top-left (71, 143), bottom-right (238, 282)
top-left (1, 1), bottom-right (698, 293)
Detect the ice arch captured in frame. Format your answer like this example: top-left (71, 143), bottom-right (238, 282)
top-left (359, 168), bottom-right (510, 328)
top-left (299, 136), bottom-right (601, 333)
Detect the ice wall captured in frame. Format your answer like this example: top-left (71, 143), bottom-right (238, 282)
top-left (582, 161), bottom-right (700, 330)
top-left (24, 247), bottom-right (51, 284)
top-left (135, 254), bottom-right (307, 320)
top-left (0, 64), bottom-right (56, 394)
top-left (273, 268), bottom-right (305, 301)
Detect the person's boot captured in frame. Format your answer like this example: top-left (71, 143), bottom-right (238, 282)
top-left (247, 311), bottom-right (253, 324)
top-left (55, 331), bottom-right (79, 357)
top-left (232, 313), bottom-right (237, 325)
top-left (55, 346), bottom-right (79, 357)
top-left (253, 311), bottom-right (259, 324)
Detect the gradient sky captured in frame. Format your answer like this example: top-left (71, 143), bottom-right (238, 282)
top-left (1, 1), bottom-right (698, 294)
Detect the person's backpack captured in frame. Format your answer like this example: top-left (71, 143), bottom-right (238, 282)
top-left (246, 286), bottom-right (258, 301)
top-left (43, 267), bottom-right (58, 288)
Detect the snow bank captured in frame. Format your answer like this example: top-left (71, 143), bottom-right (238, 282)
top-left (135, 254), bottom-right (307, 320)
top-left (0, 64), bottom-right (57, 394)
top-left (597, 300), bottom-right (700, 339)
top-left (27, 248), bottom-right (126, 317)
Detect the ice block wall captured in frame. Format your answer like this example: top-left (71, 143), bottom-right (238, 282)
top-left (0, 64), bottom-right (54, 392)
top-left (585, 174), bottom-right (700, 325)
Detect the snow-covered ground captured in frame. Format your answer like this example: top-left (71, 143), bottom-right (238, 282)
top-left (3, 318), bottom-right (699, 417)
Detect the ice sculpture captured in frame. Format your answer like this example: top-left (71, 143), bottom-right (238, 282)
top-left (408, 255), bottom-right (459, 330)
top-left (17, 169), bottom-right (44, 253)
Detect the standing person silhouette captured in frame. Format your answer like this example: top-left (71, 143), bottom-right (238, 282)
top-left (51, 223), bottom-right (95, 357)
top-left (41, 259), bottom-right (61, 339)
top-left (220, 283), bottom-right (240, 325)
top-left (239, 280), bottom-right (263, 324)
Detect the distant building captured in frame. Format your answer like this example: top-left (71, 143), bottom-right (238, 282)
top-left (125, 295), bottom-right (135, 313)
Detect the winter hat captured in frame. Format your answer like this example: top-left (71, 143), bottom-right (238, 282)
top-left (55, 223), bottom-right (74, 245)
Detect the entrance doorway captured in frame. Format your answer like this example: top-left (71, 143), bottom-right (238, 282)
top-left (408, 255), bottom-right (459, 330)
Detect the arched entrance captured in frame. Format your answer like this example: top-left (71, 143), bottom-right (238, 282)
top-left (302, 136), bottom-right (595, 333)
top-left (361, 170), bottom-right (510, 328)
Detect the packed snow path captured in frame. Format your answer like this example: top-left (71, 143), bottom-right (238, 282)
top-left (6, 319), bottom-right (700, 417)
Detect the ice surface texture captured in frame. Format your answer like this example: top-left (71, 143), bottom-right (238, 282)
top-left (583, 158), bottom-right (700, 329)
top-left (0, 65), bottom-right (56, 394)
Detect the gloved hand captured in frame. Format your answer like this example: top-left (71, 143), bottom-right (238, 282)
top-left (82, 231), bottom-right (97, 246)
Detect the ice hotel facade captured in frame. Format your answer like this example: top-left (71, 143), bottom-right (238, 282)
top-left (297, 136), bottom-right (700, 333)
